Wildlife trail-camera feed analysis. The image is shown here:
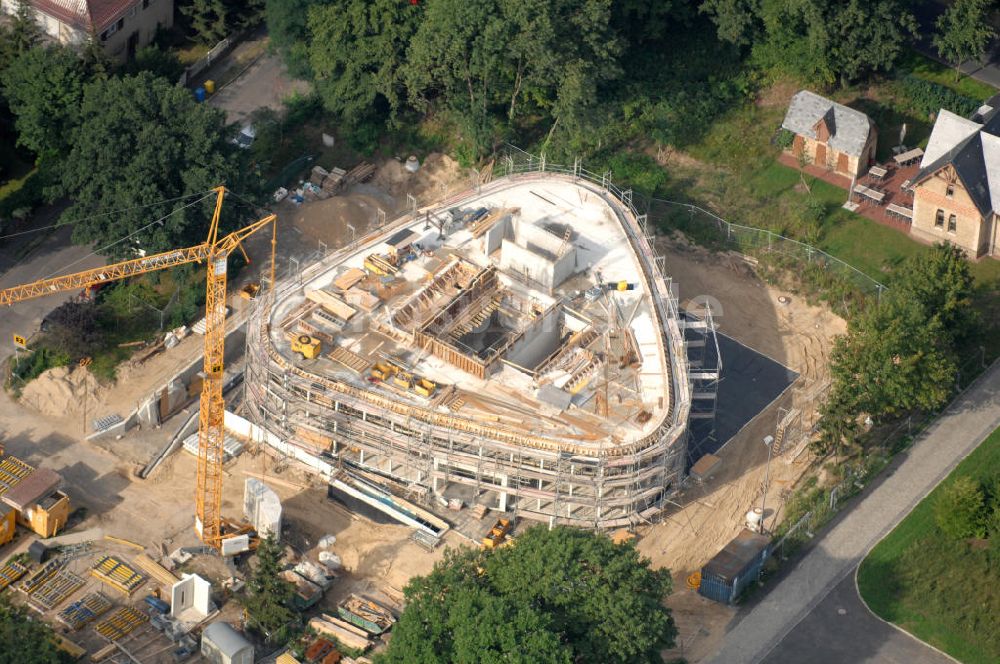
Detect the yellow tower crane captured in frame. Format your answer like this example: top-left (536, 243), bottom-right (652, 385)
top-left (0, 187), bottom-right (277, 552)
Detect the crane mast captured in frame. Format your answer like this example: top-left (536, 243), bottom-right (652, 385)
top-left (0, 187), bottom-right (277, 551)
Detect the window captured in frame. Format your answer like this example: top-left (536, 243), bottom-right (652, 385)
top-left (948, 214), bottom-right (957, 233)
top-left (935, 209), bottom-right (944, 228)
top-left (946, 183), bottom-right (955, 198)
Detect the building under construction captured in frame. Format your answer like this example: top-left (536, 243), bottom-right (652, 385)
top-left (244, 174), bottom-right (691, 528)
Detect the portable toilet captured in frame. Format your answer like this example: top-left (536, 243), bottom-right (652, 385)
top-left (201, 622), bottom-right (254, 664)
top-left (698, 528), bottom-right (771, 605)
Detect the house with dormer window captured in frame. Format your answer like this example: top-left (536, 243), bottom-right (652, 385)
top-left (781, 90), bottom-right (877, 180)
top-left (910, 98), bottom-right (1000, 258)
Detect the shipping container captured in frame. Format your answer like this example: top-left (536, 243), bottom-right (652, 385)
top-left (698, 528), bottom-right (771, 605)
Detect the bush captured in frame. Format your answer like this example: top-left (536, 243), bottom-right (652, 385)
top-left (934, 476), bottom-right (986, 540)
top-left (898, 75), bottom-right (980, 118)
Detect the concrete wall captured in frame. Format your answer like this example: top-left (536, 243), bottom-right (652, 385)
top-left (499, 222), bottom-right (576, 292)
top-left (171, 573), bottom-right (212, 618)
top-left (911, 168), bottom-right (990, 256)
top-left (505, 307), bottom-right (562, 370)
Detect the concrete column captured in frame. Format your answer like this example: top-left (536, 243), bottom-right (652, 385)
top-left (498, 474), bottom-right (508, 512)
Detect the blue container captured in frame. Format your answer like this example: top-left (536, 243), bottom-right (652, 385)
top-left (698, 529), bottom-right (771, 605)
top-left (144, 595), bottom-right (170, 614)
top-left (194, 87), bottom-right (206, 103)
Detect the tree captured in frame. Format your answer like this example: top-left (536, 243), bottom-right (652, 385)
top-left (43, 301), bottom-right (104, 359)
top-left (894, 243), bottom-right (979, 351)
top-left (307, 0), bottom-right (422, 127)
top-left (827, 291), bottom-right (956, 420)
top-left (934, 476), bottom-right (986, 540)
top-left (0, 594), bottom-right (72, 664)
top-left (125, 45), bottom-right (185, 83)
top-left (181, 0), bottom-right (231, 44)
top-left (265, 0), bottom-right (324, 76)
top-left (57, 73), bottom-right (238, 259)
top-left (243, 533), bottom-right (297, 643)
top-left (382, 526), bottom-right (675, 664)
top-left (933, 0), bottom-right (996, 81)
top-left (6, 0), bottom-right (42, 57)
top-left (827, 0), bottom-right (916, 86)
top-left (1, 45), bottom-right (85, 157)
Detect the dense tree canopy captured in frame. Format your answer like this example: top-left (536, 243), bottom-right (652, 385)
top-left (57, 73), bottom-right (237, 258)
top-left (1, 46), bottom-right (84, 156)
top-left (381, 526), bottom-right (675, 664)
top-left (180, 0), bottom-right (264, 44)
top-left (307, 0), bottom-right (420, 127)
top-left (702, 0), bottom-right (916, 85)
top-left (0, 595), bottom-right (71, 664)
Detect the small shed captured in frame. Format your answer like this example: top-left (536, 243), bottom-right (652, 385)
top-left (698, 528), bottom-right (771, 605)
top-left (201, 622), bottom-right (254, 664)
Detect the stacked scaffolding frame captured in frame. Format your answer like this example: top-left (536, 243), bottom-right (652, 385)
top-left (243, 173), bottom-right (692, 529)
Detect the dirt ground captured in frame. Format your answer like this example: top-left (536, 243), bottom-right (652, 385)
top-left (640, 232), bottom-right (846, 662)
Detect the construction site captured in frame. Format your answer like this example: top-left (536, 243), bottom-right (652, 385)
top-left (244, 174), bottom-right (692, 532)
top-left (0, 151), bottom-right (844, 663)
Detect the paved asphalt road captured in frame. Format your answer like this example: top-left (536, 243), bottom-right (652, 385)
top-left (762, 574), bottom-right (952, 664)
top-left (706, 360), bottom-right (1000, 663)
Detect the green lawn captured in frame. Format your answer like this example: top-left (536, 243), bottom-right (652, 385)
top-left (857, 426), bottom-right (1000, 663)
top-left (898, 50), bottom-right (998, 101)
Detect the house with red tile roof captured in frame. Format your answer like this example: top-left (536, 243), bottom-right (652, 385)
top-left (1, 0), bottom-right (173, 61)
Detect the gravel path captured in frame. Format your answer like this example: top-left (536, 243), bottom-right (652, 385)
top-left (706, 360), bottom-right (1000, 663)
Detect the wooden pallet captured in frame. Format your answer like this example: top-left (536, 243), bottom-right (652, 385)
top-left (58, 592), bottom-right (113, 630)
top-left (0, 560), bottom-right (28, 591)
top-left (329, 346), bottom-right (370, 374)
top-left (94, 606), bottom-right (148, 641)
top-left (30, 569), bottom-right (84, 610)
top-left (90, 556), bottom-right (146, 596)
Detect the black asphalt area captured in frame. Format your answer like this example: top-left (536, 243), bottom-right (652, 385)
top-left (689, 331), bottom-right (799, 461)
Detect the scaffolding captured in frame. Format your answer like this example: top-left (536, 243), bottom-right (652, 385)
top-left (243, 171), bottom-right (692, 529)
top-left (683, 307), bottom-right (722, 461)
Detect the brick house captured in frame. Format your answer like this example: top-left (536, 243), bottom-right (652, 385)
top-left (781, 90), bottom-right (877, 180)
top-left (910, 98), bottom-right (1000, 258)
top-left (0, 0), bottom-right (173, 61)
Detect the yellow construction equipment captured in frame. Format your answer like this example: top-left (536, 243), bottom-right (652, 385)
top-left (414, 378), bottom-right (436, 398)
top-left (291, 334), bottom-right (322, 359)
top-left (482, 517), bottom-right (512, 549)
top-left (370, 362), bottom-right (397, 381)
top-left (0, 187), bottom-right (277, 552)
top-left (239, 282), bottom-right (261, 299)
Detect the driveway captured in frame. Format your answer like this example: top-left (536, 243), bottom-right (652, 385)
top-left (200, 31), bottom-right (311, 125)
top-left (706, 360), bottom-right (1000, 663)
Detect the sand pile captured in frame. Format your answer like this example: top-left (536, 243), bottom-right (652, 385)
top-left (374, 153), bottom-right (470, 200)
top-left (21, 365), bottom-right (105, 417)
